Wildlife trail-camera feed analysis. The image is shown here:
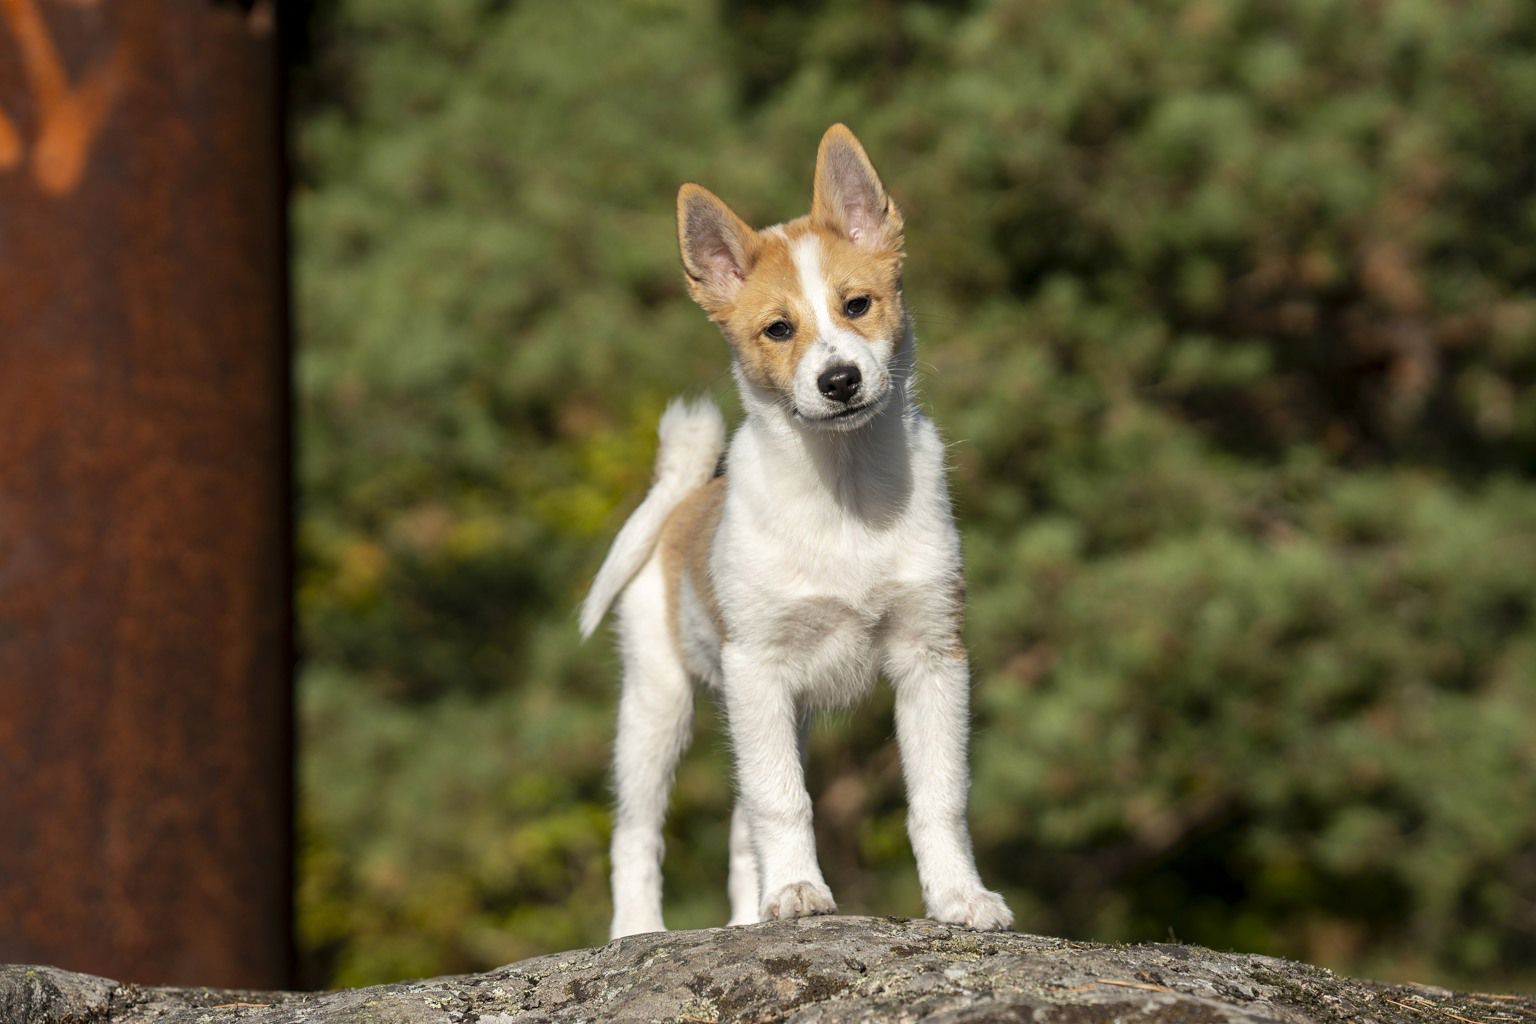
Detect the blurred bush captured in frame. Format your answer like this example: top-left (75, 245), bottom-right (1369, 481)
top-left (292, 0), bottom-right (1536, 990)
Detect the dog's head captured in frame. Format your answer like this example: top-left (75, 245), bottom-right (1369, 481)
top-left (677, 125), bottom-right (908, 432)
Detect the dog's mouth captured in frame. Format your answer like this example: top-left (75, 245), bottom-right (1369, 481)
top-left (794, 394), bottom-right (887, 429)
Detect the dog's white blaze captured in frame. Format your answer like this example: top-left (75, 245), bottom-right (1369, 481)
top-left (790, 234), bottom-right (836, 341)
top-left (787, 231), bottom-right (881, 420)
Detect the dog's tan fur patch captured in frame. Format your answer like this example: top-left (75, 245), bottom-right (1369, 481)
top-left (722, 222), bottom-right (905, 399)
top-left (659, 474), bottom-right (728, 649)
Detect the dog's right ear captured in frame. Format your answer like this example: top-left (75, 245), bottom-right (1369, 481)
top-left (678, 183), bottom-right (756, 315)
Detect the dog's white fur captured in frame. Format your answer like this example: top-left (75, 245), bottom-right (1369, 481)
top-left (581, 125), bottom-right (1012, 938)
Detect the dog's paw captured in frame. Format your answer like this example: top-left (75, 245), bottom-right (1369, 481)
top-left (928, 887), bottom-right (1013, 931)
top-left (761, 880), bottom-right (837, 921)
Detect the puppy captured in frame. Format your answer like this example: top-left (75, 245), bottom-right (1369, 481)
top-left (581, 124), bottom-right (1012, 938)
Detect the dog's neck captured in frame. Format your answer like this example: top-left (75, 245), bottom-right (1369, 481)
top-left (733, 331), bottom-right (919, 528)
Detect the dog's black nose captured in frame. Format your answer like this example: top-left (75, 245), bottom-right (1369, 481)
top-left (817, 365), bottom-right (862, 404)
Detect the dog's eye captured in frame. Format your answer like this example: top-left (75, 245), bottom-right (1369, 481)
top-left (764, 320), bottom-right (794, 341)
top-left (844, 295), bottom-right (871, 318)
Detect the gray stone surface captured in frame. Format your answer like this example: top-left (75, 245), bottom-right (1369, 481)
top-left (3, 916), bottom-right (1532, 1023)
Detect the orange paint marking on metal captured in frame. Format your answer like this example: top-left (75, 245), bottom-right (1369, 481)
top-left (0, 106), bottom-right (21, 165)
top-left (0, 0), bottom-right (126, 193)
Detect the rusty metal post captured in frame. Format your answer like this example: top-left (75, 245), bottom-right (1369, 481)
top-left (0, 0), bottom-right (291, 989)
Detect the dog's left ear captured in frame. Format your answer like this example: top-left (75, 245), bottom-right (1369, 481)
top-left (811, 124), bottom-right (903, 253)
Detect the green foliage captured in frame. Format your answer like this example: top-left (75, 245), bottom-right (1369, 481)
top-left (293, 0), bottom-right (1536, 990)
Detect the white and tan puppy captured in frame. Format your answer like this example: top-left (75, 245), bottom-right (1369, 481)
top-left (581, 124), bottom-right (1012, 938)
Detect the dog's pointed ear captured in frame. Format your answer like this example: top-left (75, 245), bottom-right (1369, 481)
top-left (811, 124), bottom-right (903, 253)
top-left (678, 183), bottom-right (757, 314)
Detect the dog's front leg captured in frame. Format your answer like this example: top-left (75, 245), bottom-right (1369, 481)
top-left (887, 646), bottom-right (1013, 931)
top-left (721, 644), bottom-right (836, 921)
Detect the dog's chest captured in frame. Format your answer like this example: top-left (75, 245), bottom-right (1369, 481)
top-left (717, 493), bottom-right (955, 689)
top-left (699, 413), bottom-right (962, 697)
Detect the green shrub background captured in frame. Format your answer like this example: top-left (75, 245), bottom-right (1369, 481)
top-left (292, 0), bottom-right (1536, 991)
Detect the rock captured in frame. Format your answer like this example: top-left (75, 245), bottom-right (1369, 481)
top-left (2, 916), bottom-right (1531, 1023)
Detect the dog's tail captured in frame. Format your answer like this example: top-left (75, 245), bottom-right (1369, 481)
top-left (579, 397), bottom-right (726, 640)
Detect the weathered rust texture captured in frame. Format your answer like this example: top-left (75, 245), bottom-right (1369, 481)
top-left (0, 0), bottom-right (291, 990)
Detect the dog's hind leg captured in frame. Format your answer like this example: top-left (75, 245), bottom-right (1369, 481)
top-left (609, 556), bottom-right (694, 939)
top-left (726, 802), bottom-right (759, 925)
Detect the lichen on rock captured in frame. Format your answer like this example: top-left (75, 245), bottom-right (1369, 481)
top-left (3, 917), bottom-right (1531, 1023)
